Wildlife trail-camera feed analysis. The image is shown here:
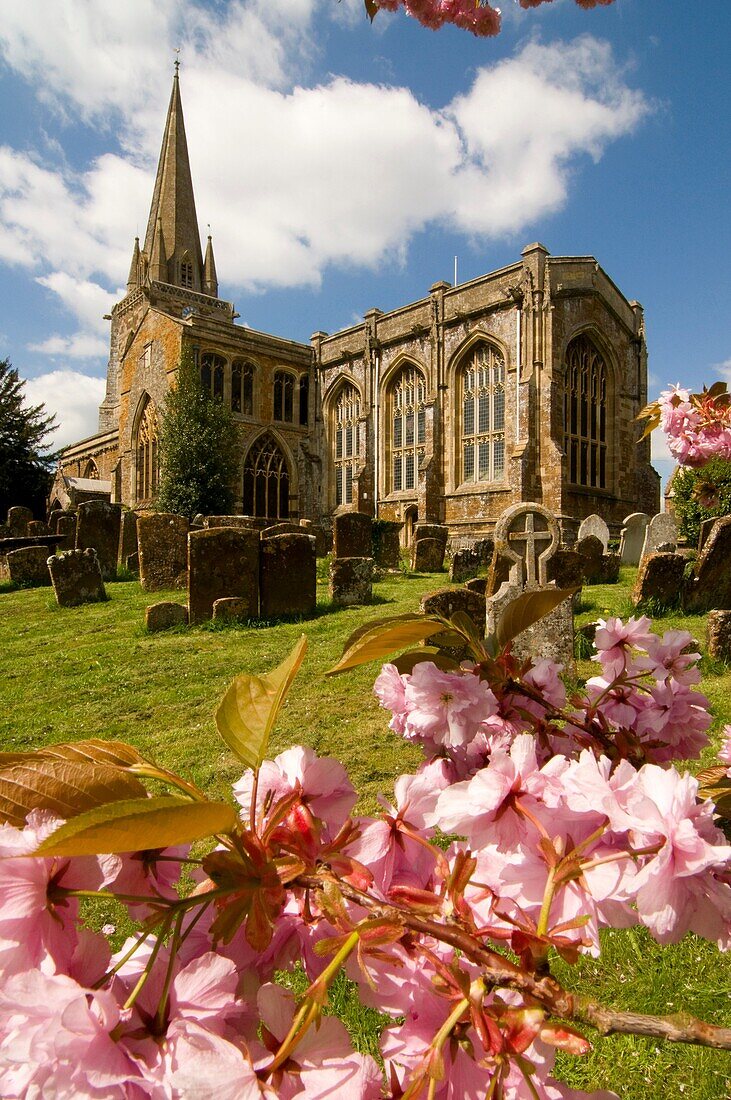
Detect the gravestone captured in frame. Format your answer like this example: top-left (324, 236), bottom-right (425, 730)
top-left (75, 500), bottom-right (122, 580)
top-left (5, 546), bottom-right (52, 587)
top-left (48, 509), bottom-right (64, 534)
top-left (632, 552), bottom-right (685, 609)
top-left (7, 506), bottom-right (33, 537)
top-left (126, 552), bottom-right (139, 573)
top-left (329, 557), bottom-right (373, 606)
top-left (473, 538), bottom-right (494, 566)
top-left (576, 535), bottom-right (605, 584)
top-left (213, 597), bottom-right (252, 622)
top-left (698, 517), bottom-right (716, 552)
top-left (333, 512), bottom-right (372, 559)
top-left (619, 513), bottom-right (649, 566)
top-left (118, 511), bottom-right (138, 570)
top-left (707, 611), bottom-right (731, 663)
top-left (262, 521), bottom-right (304, 538)
top-left (577, 514), bottom-right (610, 552)
top-left (137, 513), bottom-right (189, 592)
top-left (145, 601), bottom-right (188, 631)
top-left (414, 524), bottom-right (448, 550)
top-left (412, 538), bottom-right (446, 572)
top-left (48, 549), bottom-right (107, 607)
top-left (372, 521), bottom-right (402, 570)
top-left (27, 520), bottom-right (49, 537)
top-left (259, 533), bottom-right (316, 619)
top-left (465, 576), bottom-right (488, 595)
top-left (547, 549), bottom-right (584, 593)
top-left (485, 502), bottom-right (574, 669)
top-left (449, 548), bottom-right (480, 584)
top-left (683, 517), bottom-right (731, 613)
top-left (56, 514), bottom-right (77, 551)
top-left (204, 515), bottom-right (260, 530)
top-left (188, 527), bottom-right (260, 624)
top-left (421, 585), bottom-right (486, 661)
top-left (640, 513), bottom-right (678, 565)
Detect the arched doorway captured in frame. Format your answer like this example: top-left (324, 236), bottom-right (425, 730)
top-left (403, 505), bottom-right (418, 548)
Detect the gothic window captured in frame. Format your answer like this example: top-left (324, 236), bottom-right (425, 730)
top-left (563, 335), bottom-right (608, 489)
top-left (299, 374), bottom-right (309, 426)
top-left (83, 459), bottom-right (99, 480)
top-left (460, 344), bottom-right (505, 484)
top-left (273, 371), bottom-right (294, 422)
top-left (242, 434), bottom-right (290, 519)
top-left (333, 383), bottom-right (361, 507)
top-left (180, 253), bottom-right (194, 289)
top-left (231, 360), bottom-right (254, 415)
top-left (201, 352), bottom-right (225, 401)
top-left (135, 398), bottom-right (159, 502)
top-left (389, 365), bottom-right (426, 493)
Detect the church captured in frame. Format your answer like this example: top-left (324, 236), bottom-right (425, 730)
top-left (54, 69), bottom-right (660, 542)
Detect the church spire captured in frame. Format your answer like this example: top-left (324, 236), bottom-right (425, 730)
top-left (203, 234), bottom-right (218, 297)
top-left (142, 64), bottom-right (204, 291)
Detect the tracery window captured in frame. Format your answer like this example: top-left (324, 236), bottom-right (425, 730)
top-left (180, 253), bottom-right (194, 289)
top-left (231, 360), bottom-right (254, 416)
top-left (135, 399), bottom-right (159, 502)
top-left (242, 433), bottom-right (290, 519)
top-left (83, 459), bottom-right (99, 480)
top-left (389, 365), bottom-right (426, 493)
top-left (201, 352), bottom-right (225, 401)
top-left (273, 371), bottom-right (294, 422)
top-left (563, 335), bottom-right (607, 489)
top-left (460, 344), bottom-right (505, 484)
top-left (333, 384), bottom-right (361, 507)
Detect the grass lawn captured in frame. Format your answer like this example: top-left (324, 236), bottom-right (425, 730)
top-left (1, 565), bottom-right (730, 1098)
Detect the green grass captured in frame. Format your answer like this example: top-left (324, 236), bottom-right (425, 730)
top-left (1, 567), bottom-right (730, 1097)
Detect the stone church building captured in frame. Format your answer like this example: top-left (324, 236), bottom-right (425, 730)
top-left (55, 70), bottom-right (659, 541)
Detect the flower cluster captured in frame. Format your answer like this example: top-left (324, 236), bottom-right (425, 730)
top-left (368, 0), bottom-right (615, 38)
top-left (651, 383), bottom-right (731, 467)
top-left (0, 618), bottom-right (729, 1097)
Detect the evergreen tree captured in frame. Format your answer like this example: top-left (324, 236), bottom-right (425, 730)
top-left (0, 358), bottom-right (57, 519)
top-left (156, 352), bottom-right (240, 519)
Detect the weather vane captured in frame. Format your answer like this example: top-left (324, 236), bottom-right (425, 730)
top-left (173, 47), bottom-right (181, 74)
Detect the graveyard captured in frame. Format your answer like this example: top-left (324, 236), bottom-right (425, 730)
top-left (1, 501), bottom-right (731, 1099)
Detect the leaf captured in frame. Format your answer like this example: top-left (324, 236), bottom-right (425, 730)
top-left (0, 739), bottom-right (153, 770)
top-left (0, 760), bottom-right (148, 828)
top-left (391, 649), bottom-right (459, 674)
top-left (364, 0), bottom-right (379, 20)
top-left (338, 613), bottom-right (429, 656)
top-left (34, 796), bottom-right (238, 856)
top-left (449, 611), bottom-right (483, 646)
top-left (327, 617), bottom-right (445, 675)
top-left (215, 636), bottom-right (308, 769)
top-left (494, 587), bottom-right (578, 650)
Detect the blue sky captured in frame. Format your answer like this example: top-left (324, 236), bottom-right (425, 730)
top-left (0, 0), bottom-right (729, 489)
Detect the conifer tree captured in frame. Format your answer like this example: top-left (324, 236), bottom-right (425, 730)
top-left (0, 358), bottom-right (57, 519)
top-left (156, 352), bottom-right (240, 519)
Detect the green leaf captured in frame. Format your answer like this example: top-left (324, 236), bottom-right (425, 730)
top-left (391, 648), bottom-right (459, 674)
top-left (34, 796), bottom-right (238, 856)
top-left (326, 617), bottom-right (445, 675)
top-left (215, 636), bottom-right (308, 769)
top-left (0, 760), bottom-right (148, 828)
top-left (494, 587), bottom-right (578, 650)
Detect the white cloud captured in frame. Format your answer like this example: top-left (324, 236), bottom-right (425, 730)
top-left (714, 357), bottom-right (731, 383)
top-left (23, 370), bottom-right (106, 450)
top-left (28, 273), bottom-right (117, 359)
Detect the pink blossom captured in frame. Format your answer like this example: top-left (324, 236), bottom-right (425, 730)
top-left (108, 845), bottom-right (188, 913)
top-left (720, 727), bottom-right (731, 776)
top-left (374, 662), bottom-right (409, 734)
top-left (402, 662), bottom-right (497, 751)
top-left (592, 616), bottom-right (655, 679)
top-left (645, 629), bottom-right (701, 686)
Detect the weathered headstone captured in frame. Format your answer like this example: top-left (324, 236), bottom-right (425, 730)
top-left (619, 513), bottom-right (649, 566)
top-left (698, 517), bottom-right (716, 552)
top-left (204, 515), bottom-right (260, 530)
top-left (333, 512), bottom-right (372, 559)
top-left (421, 585), bottom-right (486, 660)
top-left (547, 549), bottom-right (584, 593)
top-left (465, 576), bottom-right (488, 595)
top-left (48, 549), bottom-right (107, 607)
top-left (56, 514), bottom-right (77, 552)
top-left (640, 513), bottom-right (678, 565)
top-left (188, 527), bottom-right (260, 624)
top-left (414, 524), bottom-right (448, 550)
top-left (48, 509), bottom-right (64, 534)
top-left (412, 538), bottom-right (446, 572)
top-left (6, 506), bottom-right (33, 537)
top-left (372, 521), bottom-right (402, 570)
top-left (632, 552), bottom-right (685, 609)
top-left (5, 546), bottom-right (52, 587)
top-left (145, 601), bottom-right (189, 631)
top-left (213, 597), bottom-right (252, 622)
top-left (683, 517), bottom-right (731, 613)
top-left (137, 513), bottom-right (189, 592)
top-left (473, 538), bottom-right (494, 566)
top-left (126, 552), bottom-right (139, 573)
top-left (576, 535), bottom-right (604, 583)
top-left (329, 557), bottom-right (373, 606)
top-left (75, 500), bottom-right (122, 580)
top-left (27, 520), bottom-right (49, 537)
top-left (577, 514), bottom-right (610, 552)
top-left (259, 533), bottom-right (316, 619)
top-left (707, 610), bottom-right (731, 663)
top-left (118, 511), bottom-right (138, 569)
top-left (449, 548), bottom-right (480, 584)
top-left (262, 521), bottom-right (304, 538)
top-left (486, 502), bottom-right (574, 669)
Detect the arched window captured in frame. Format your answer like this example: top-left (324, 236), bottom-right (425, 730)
top-left (460, 343), bottom-right (505, 484)
top-left (242, 434), bottom-right (290, 519)
top-left (180, 252), bottom-right (194, 289)
top-left (231, 360), bottom-right (254, 416)
top-left (333, 384), bottom-right (360, 507)
top-left (389, 365), bottom-right (426, 493)
top-left (135, 399), bottom-right (159, 502)
top-left (299, 374), bottom-right (309, 426)
top-left (201, 352), bottom-right (225, 401)
top-left (563, 334), bottom-right (607, 488)
top-left (273, 371), bottom-right (294, 422)
top-left (83, 459), bottom-right (99, 480)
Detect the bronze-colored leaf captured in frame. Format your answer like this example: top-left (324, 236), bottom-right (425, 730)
top-left (338, 613), bottom-right (429, 656)
top-left (0, 760), bottom-right (148, 827)
top-left (449, 611), bottom-right (482, 646)
top-left (215, 636), bottom-right (308, 769)
top-left (364, 0), bottom-right (379, 20)
top-left (494, 587), bottom-right (578, 650)
top-left (704, 381), bottom-right (729, 400)
top-left (326, 617), bottom-right (445, 675)
top-left (391, 649), bottom-right (459, 674)
top-left (34, 796), bottom-right (239, 856)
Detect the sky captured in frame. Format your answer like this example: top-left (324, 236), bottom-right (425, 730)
top-left (0, 0), bottom-right (729, 490)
